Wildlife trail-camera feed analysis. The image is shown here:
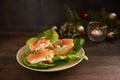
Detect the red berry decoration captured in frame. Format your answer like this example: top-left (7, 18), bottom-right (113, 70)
top-left (82, 13), bottom-right (88, 19)
top-left (81, 30), bottom-right (87, 37)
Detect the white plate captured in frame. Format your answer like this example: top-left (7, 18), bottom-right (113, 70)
top-left (16, 46), bottom-right (85, 72)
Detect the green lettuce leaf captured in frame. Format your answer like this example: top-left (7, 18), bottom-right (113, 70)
top-left (53, 53), bottom-right (88, 62)
top-left (73, 38), bottom-right (85, 52)
top-left (26, 29), bottom-right (59, 46)
top-left (38, 29), bottom-right (59, 44)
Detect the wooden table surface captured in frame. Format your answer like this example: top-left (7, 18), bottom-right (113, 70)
top-left (0, 29), bottom-right (120, 80)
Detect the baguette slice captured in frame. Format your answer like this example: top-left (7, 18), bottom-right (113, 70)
top-left (26, 49), bottom-right (55, 64)
top-left (53, 39), bottom-right (74, 56)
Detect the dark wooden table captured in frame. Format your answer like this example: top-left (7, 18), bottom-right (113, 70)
top-left (1, 29), bottom-right (120, 80)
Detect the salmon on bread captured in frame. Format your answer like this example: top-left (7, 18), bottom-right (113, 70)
top-left (53, 39), bottom-right (74, 56)
top-left (26, 49), bottom-right (55, 64)
top-left (29, 39), bottom-right (51, 51)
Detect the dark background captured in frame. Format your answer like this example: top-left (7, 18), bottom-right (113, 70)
top-left (0, 0), bottom-right (120, 30)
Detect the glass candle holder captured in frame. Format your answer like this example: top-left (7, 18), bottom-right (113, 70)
top-left (87, 21), bottom-right (107, 42)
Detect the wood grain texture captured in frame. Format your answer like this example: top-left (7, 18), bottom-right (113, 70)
top-left (0, 29), bottom-right (120, 80)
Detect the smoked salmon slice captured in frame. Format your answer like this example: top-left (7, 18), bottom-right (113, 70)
top-left (26, 49), bottom-right (55, 64)
top-left (29, 39), bottom-right (51, 51)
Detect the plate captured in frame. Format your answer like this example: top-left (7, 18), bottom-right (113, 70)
top-left (16, 46), bottom-right (85, 72)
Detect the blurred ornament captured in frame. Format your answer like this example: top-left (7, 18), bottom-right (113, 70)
top-left (107, 32), bottom-right (114, 38)
top-left (58, 22), bottom-right (77, 39)
top-left (81, 30), bottom-right (87, 36)
top-left (109, 12), bottom-right (117, 20)
top-left (77, 25), bottom-right (84, 32)
top-left (52, 26), bottom-right (57, 30)
top-left (82, 13), bottom-right (88, 19)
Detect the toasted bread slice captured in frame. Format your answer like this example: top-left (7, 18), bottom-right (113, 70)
top-left (53, 39), bottom-right (74, 56)
top-left (26, 49), bottom-right (55, 64)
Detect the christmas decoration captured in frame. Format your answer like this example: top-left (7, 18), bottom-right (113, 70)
top-left (51, 26), bottom-right (57, 30)
top-left (107, 32), bottom-right (114, 38)
top-left (56, 5), bottom-right (81, 39)
top-left (109, 13), bottom-right (117, 20)
top-left (82, 13), bottom-right (88, 19)
top-left (77, 25), bottom-right (84, 32)
top-left (57, 22), bottom-right (78, 39)
top-left (81, 30), bottom-right (87, 36)
top-left (56, 6), bottom-right (120, 40)
top-left (87, 21), bottom-right (108, 42)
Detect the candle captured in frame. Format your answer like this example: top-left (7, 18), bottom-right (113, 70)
top-left (87, 21), bottom-right (107, 42)
top-left (91, 29), bottom-right (103, 36)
